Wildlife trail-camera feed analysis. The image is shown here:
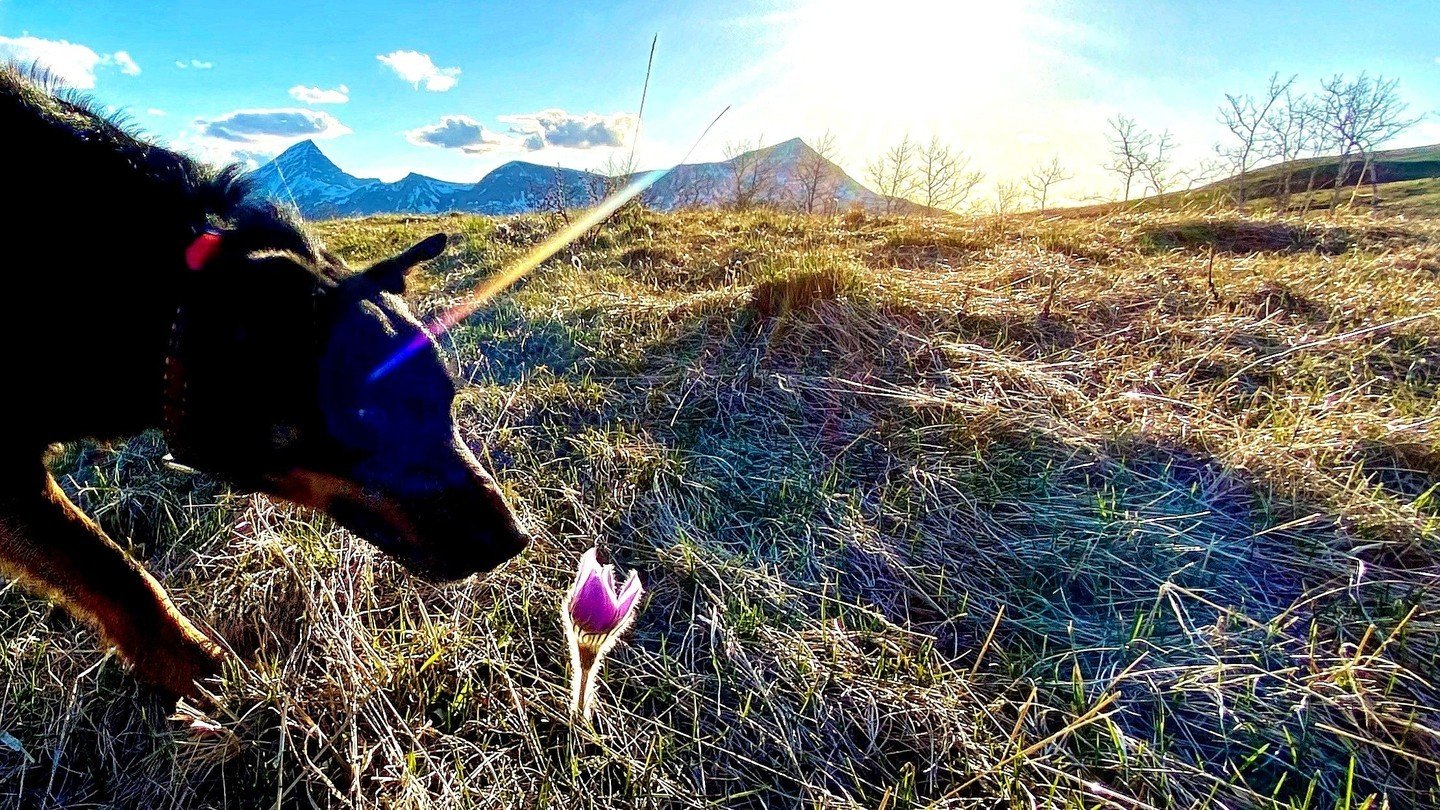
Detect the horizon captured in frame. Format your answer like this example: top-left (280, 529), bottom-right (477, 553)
top-left (2, 1), bottom-right (1438, 205)
top-left (268, 130), bottom-right (1438, 194)
top-left (268, 133), bottom-right (822, 184)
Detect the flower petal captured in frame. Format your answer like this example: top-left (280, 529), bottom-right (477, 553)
top-left (614, 570), bottom-right (644, 618)
top-left (600, 562), bottom-right (620, 602)
top-left (571, 547), bottom-right (602, 593)
top-left (569, 568), bottom-right (621, 634)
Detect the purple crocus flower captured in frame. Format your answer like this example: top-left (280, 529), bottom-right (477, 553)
top-left (563, 547), bottom-right (643, 720)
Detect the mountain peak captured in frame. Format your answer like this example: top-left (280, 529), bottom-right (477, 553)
top-left (269, 139), bottom-right (340, 173)
top-left (248, 138), bottom-right (375, 204)
top-left (491, 160), bottom-right (547, 173)
top-left (763, 137), bottom-right (813, 157)
top-left (279, 139), bottom-right (322, 158)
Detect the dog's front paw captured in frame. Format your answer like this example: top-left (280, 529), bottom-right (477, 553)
top-left (127, 618), bottom-right (231, 701)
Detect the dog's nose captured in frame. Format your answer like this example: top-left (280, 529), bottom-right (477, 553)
top-left (505, 528), bottom-right (534, 559)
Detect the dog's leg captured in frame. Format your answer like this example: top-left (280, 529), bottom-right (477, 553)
top-left (0, 456), bottom-right (226, 699)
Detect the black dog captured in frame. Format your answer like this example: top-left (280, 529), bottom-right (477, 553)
top-left (0, 66), bottom-right (530, 697)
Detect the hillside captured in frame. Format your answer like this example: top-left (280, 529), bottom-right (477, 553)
top-left (3, 206), bottom-right (1439, 808)
top-left (1071, 142), bottom-right (1440, 217)
top-left (1225, 142), bottom-right (1440, 200)
top-left (248, 137), bottom-right (893, 218)
top-left (640, 138), bottom-right (889, 212)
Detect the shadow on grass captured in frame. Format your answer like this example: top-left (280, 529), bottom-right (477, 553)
top-left (611, 300), bottom-right (1439, 806)
top-left (1138, 219), bottom-right (1356, 255)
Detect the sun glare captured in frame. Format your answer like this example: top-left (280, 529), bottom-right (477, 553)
top-left (725, 0), bottom-right (1065, 178)
top-left (778, 0), bottom-right (1043, 104)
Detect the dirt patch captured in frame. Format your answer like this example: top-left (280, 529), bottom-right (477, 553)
top-left (619, 244), bottom-right (683, 269)
top-left (1244, 282), bottom-right (1330, 321)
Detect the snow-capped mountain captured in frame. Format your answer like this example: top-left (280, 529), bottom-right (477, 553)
top-left (247, 140), bottom-right (378, 216)
top-left (336, 173), bottom-right (472, 217)
top-left (247, 137), bottom-right (892, 218)
top-left (457, 162), bottom-right (600, 215)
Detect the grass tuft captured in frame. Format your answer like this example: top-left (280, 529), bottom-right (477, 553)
top-left (748, 256), bottom-right (861, 318)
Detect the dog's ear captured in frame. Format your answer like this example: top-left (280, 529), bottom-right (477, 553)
top-left (362, 233), bottom-right (450, 294)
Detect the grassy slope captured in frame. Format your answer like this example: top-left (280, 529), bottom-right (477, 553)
top-left (1, 206), bottom-right (1439, 808)
top-left (1224, 143), bottom-right (1440, 192)
top-left (1064, 143), bottom-right (1440, 219)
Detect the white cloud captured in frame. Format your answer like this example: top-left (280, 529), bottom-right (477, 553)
top-left (175, 58), bottom-right (213, 70)
top-left (198, 107), bottom-right (350, 142)
top-left (0, 35), bottom-right (140, 88)
top-left (407, 115), bottom-right (513, 153)
top-left (405, 109), bottom-right (639, 157)
top-left (376, 50), bottom-right (459, 91)
top-left (109, 50), bottom-right (140, 76)
top-left (289, 84), bottom-right (349, 104)
top-left (498, 109), bottom-right (637, 150)
top-left (179, 107), bottom-right (350, 167)
top-left (147, 107), bottom-right (166, 116)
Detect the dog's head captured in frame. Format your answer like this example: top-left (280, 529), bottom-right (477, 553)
top-left (169, 210), bottom-right (530, 580)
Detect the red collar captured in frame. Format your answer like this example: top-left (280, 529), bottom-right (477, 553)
top-left (185, 230), bottom-right (223, 270)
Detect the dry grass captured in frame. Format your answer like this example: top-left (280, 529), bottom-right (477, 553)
top-left (1, 205), bottom-right (1438, 808)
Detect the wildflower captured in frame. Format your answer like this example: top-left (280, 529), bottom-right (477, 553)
top-left (563, 547), bottom-right (643, 721)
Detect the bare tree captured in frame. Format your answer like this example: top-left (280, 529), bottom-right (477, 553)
top-left (866, 136), bottom-right (918, 214)
top-left (906, 136), bottom-right (984, 214)
top-left (790, 131), bottom-right (841, 214)
top-left (1022, 154), bottom-right (1072, 214)
top-left (992, 180), bottom-right (1023, 219)
top-left (662, 168), bottom-right (720, 210)
top-left (1140, 130), bottom-right (1177, 196)
top-left (1103, 116), bottom-right (1180, 202)
top-left (588, 150), bottom-right (639, 205)
top-left (1219, 72), bottom-right (1295, 211)
top-left (526, 165), bottom-right (580, 223)
top-left (1296, 105), bottom-right (1342, 217)
top-left (724, 137), bottom-right (780, 210)
top-left (1172, 156), bottom-right (1228, 191)
top-left (1103, 115), bottom-right (1152, 202)
top-left (1257, 87), bottom-right (1318, 209)
top-left (1315, 72), bottom-right (1422, 208)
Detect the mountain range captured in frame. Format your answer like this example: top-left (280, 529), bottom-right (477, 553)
top-left (247, 138), bottom-right (889, 218)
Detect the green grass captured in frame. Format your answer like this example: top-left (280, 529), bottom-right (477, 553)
top-left (1, 205), bottom-right (1439, 808)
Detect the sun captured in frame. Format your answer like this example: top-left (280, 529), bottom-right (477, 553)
top-left (706, 0), bottom-right (1091, 196)
top-left (722, 0), bottom-right (1063, 158)
top-left (776, 0), bottom-right (1046, 102)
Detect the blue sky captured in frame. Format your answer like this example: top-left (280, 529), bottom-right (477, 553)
top-left (2, 0), bottom-right (1437, 201)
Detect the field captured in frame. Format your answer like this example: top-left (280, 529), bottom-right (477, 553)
top-left (2, 202), bottom-right (1439, 808)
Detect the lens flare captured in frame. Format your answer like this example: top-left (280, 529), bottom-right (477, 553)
top-left (369, 168), bottom-right (669, 381)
